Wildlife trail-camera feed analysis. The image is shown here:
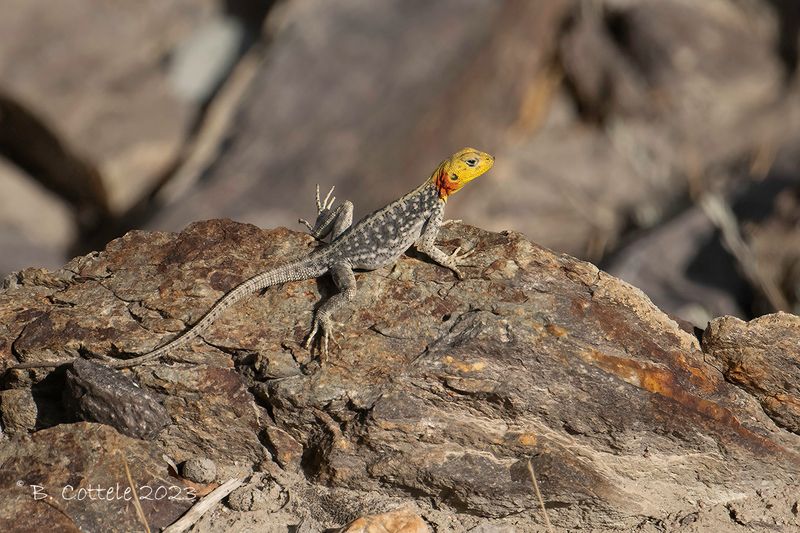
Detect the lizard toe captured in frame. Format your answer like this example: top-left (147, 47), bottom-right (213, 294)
top-left (303, 320), bottom-right (320, 349)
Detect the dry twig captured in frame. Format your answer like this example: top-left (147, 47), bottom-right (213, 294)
top-left (122, 456), bottom-right (151, 533)
top-left (527, 458), bottom-right (553, 533)
top-left (699, 193), bottom-right (790, 312)
top-left (162, 477), bottom-right (245, 533)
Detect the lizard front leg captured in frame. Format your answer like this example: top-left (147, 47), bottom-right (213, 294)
top-left (299, 185), bottom-right (353, 241)
top-left (304, 263), bottom-right (356, 357)
top-left (415, 208), bottom-right (474, 280)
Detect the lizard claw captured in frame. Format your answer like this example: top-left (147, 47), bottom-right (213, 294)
top-left (321, 186), bottom-right (336, 212)
top-left (302, 184), bottom-right (338, 236)
top-left (450, 246), bottom-right (476, 262)
top-left (312, 184), bottom-right (336, 214)
top-left (303, 315), bottom-right (338, 360)
top-left (441, 219), bottom-right (463, 227)
top-left (449, 246), bottom-right (477, 279)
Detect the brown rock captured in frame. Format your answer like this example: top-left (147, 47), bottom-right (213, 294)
top-left (1, 219), bottom-right (799, 531)
top-left (340, 507), bottom-right (429, 533)
top-left (264, 425), bottom-right (303, 471)
top-left (703, 312), bottom-right (800, 434)
top-left (0, 0), bottom-right (206, 213)
top-left (0, 1), bottom-right (225, 280)
top-left (64, 358), bottom-right (171, 439)
top-left (0, 388), bottom-right (37, 434)
top-left (0, 423), bottom-right (191, 532)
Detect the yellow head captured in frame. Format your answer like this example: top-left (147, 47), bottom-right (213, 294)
top-left (431, 148), bottom-right (494, 200)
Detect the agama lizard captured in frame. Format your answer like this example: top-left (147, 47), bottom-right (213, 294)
top-left (13, 148), bottom-right (494, 369)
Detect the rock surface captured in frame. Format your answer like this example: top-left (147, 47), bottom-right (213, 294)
top-left (0, 423), bottom-right (192, 532)
top-left (3, 0), bottom-right (800, 329)
top-left (1, 219), bottom-right (799, 531)
top-left (703, 312), bottom-right (800, 434)
top-left (64, 358), bottom-right (172, 439)
top-left (339, 507), bottom-right (430, 533)
top-left (0, 0), bottom-right (209, 212)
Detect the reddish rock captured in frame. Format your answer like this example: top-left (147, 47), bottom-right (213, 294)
top-left (1, 220), bottom-right (799, 531)
top-left (703, 312), bottom-right (800, 434)
top-left (0, 424), bottom-right (191, 532)
top-left (340, 507), bottom-right (429, 533)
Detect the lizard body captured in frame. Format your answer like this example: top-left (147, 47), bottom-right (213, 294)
top-left (13, 148), bottom-right (494, 369)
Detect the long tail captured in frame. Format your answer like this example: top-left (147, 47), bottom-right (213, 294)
top-left (108, 258), bottom-right (325, 368)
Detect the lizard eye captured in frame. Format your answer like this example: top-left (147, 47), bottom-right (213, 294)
top-left (465, 158), bottom-right (478, 167)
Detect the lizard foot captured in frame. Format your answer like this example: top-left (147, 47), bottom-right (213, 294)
top-left (299, 184), bottom-right (337, 234)
top-left (303, 315), bottom-right (341, 359)
top-left (297, 184), bottom-right (336, 239)
top-left (448, 246), bottom-right (476, 280)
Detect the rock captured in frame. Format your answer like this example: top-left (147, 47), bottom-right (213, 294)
top-left (339, 507), bottom-right (429, 533)
top-left (0, 388), bottom-right (37, 434)
top-left (0, 0), bottom-right (207, 215)
top-left (0, 423), bottom-right (192, 532)
top-left (703, 312), bottom-right (800, 434)
top-left (264, 425), bottom-right (304, 471)
top-left (2, 219), bottom-right (800, 531)
top-left (0, 0), bottom-right (221, 280)
top-left (0, 96), bottom-right (107, 277)
top-left (181, 457), bottom-right (217, 484)
top-left (64, 358), bottom-right (171, 439)
top-left (227, 484), bottom-right (271, 512)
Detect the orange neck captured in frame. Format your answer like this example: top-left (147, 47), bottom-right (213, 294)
top-left (433, 165), bottom-right (458, 200)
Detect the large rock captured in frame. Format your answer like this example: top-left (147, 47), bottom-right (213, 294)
top-left (703, 312), bottom-right (800, 434)
top-left (0, 0), bottom-right (216, 276)
top-left (2, 219), bottom-right (799, 531)
top-left (0, 423), bottom-right (191, 532)
top-left (0, 0), bottom-right (210, 211)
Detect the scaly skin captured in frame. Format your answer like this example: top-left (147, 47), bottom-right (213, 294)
top-left (14, 148), bottom-right (494, 369)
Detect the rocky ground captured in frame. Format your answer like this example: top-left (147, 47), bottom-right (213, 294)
top-left (1, 0), bottom-right (800, 325)
top-left (2, 1), bottom-right (800, 530)
top-left (1, 221), bottom-right (798, 532)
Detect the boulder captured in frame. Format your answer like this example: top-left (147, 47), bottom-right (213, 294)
top-left (1, 220), bottom-right (799, 531)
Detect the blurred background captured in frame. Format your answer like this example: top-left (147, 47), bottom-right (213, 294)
top-left (1, 0), bottom-right (799, 326)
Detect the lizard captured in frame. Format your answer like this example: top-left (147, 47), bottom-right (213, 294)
top-left (12, 147), bottom-right (494, 369)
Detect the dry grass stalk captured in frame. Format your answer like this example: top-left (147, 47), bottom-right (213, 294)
top-left (527, 458), bottom-right (553, 533)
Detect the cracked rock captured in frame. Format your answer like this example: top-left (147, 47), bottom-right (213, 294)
top-left (0, 388), bottom-right (37, 434)
top-left (64, 358), bottom-right (171, 439)
top-left (703, 312), bottom-right (800, 434)
top-left (1, 220), bottom-right (799, 532)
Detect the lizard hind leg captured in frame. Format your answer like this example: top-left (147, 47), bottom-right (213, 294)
top-left (303, 263), bottom-right (356, 359)
top-left (298, 184), bottom-right (353, 241)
